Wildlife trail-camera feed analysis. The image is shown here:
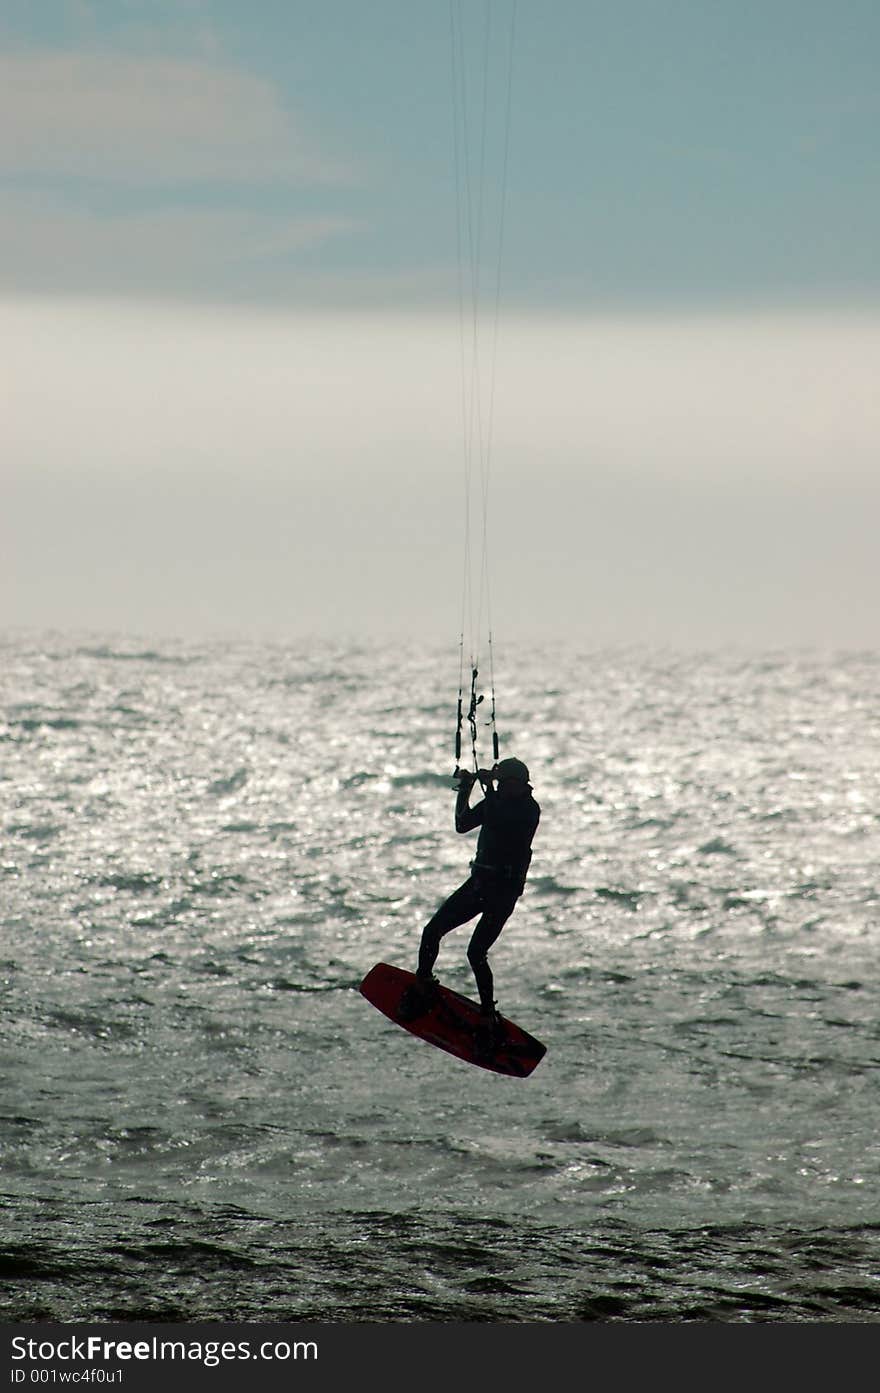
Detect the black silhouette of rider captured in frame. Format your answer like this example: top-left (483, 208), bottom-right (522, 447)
top-left (407, 756), bottom-right (539, 1027)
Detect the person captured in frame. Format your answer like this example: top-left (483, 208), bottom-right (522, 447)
top-left (400, 756), bottom-right (540, 1038)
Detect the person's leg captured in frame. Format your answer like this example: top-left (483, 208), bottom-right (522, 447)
top-left (466, 891), bottom-right (516, 1012)
top-left (417, 878), bottom-right (482, 980)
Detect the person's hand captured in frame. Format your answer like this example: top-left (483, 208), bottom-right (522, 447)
top-left (453, 767), bottom-right (475, 788)
top-left (477, 768), bottom-right (496, 783)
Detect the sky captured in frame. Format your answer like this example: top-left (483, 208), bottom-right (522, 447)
top-left (3, 0), bottom-right (879, 648)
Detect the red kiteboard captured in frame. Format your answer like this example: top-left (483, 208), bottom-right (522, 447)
top-left (359, 962), bottom-right (546, 1077)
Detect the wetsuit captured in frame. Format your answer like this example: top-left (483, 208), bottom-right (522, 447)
top-left (417, 777), bottom-right (540, 1010)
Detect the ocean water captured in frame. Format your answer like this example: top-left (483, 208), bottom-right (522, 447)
top-left (2, 633), bottom-right (879, 1322)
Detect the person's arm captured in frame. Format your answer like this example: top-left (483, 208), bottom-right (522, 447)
top-left (454, 769), bottom-right (493, 833)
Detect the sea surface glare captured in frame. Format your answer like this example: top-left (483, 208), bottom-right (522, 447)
top-left (2, 635), bottom-right (879, 1322)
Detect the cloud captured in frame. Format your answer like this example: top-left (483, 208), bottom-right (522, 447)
top-left (0, 49), bottom-right (350, 187)
top-left (0, 191), bottom-right (356, 296)
top-left (4, 297), bottom-right (878, 644)
top-left (490, 310), bottom-right (880, 488)
top-left (4, 298), bottom-right (878, 491)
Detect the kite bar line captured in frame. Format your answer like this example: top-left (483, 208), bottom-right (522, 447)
top-left (450, 0), bottom-right (516, 776)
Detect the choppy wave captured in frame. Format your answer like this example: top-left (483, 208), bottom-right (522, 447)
top-left (2, 1199), bottom-right (878, 1322)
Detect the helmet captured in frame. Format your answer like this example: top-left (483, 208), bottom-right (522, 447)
top-left (495, 757), bottom-right (530, 784)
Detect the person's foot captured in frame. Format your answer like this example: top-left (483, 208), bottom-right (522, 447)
top-left (398, 973), bottom-right (439, 1022)
top-left (475, 1002), bottom-right (503, 1051)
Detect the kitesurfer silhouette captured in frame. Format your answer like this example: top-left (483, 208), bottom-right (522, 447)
top-left (400, 757), bottom-right (540, 1039)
